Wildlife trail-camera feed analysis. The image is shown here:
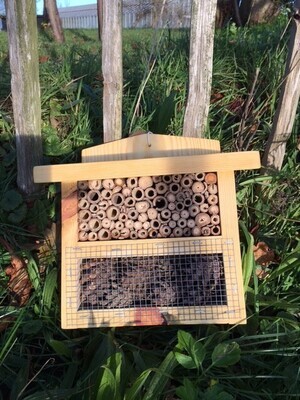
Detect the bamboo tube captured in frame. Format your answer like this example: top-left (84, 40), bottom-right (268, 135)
top-left (98, 228), bottom-right (111, 240)
top-left (98, 200), bottom-right (109, 210)
top-left (172, 174), bottom-right (182, 183)
top-left (122, 186), bottom-right (131, 197)
top-left (176, 192), bottom-right (185, 202)
top-left (114, 178), bottom-right (125, 186)
top-left (101, 189), bottom-right (112, 200)
top-left (138, 176), bottom-right (153, 189)
top-left (188, 204), bottom-right (200, 217)
top-left (200, 203), bottom-right (209, 213)
top-left (114, 221), bottom-right (124, 230)
top-left (78, 198), bottom-right (89, 210)
top-left (126, 177), bottom-right (138, 189)
top-left (168, 202), bottom-right (176, 211)
top-left (195, 172), bottom-right (205, 181)
top-left (153, 196), bottom-right (167, 211)
top-left (125, 219), bottom-right (134, 229)
top-left (171, 212), bottom-right (180, 222)
top-left (159, 225), bottom-right (171, 237)
top-left (201, 226), bottom-right (211, 236)
top-left (97, 210), bottom-right (106, 220)
top-left (118, 212), bottom-right (127, 222)
top-left (208, 205), bottom-right (219, 215)
top-left (87, 190), bottom-right (101, 203)
top-left (207, 194), bottom-right (219, 205)
top-left (89, 204), bottom-right (100, 213)
top-left (102, 179), bottom-right (115, 189)
top-left (169, 182), bottom-right (180, 194)
top-left (128, 209), bottom-right (138, 220)
top-left (130, 230), bottom-right (138, 239)
top-left (211, 225), bottom-right (221, 235)
top-left (88, 232), bottom-right (98, 241)
top-left (184, 198), bottom-right (192, 208)
top-left (150, 219), bottom-right (160, 230)
top-left (147, 207), bottom-right (158, 220)
top-left (106, 205), bottom-right (120, 221)
top-left (205, 172), bottom-right (217, 184)
top-left (162, 175), bottom-right (172, 184)
top-left (111, 192), bottom-right (125, 207)
top-left (211, 215), bottom-right (220, 225)
top-left (192, 226), bottom-right (201, 236)
top-left (112, 185), bottom-right (122, 193)
top-left (153, 175), bottom-right (162, 183)
top-left (177, 218), bottom-right (187, 228)
top-left (132, 187), bottom-right (145, 201)
top-left (111, 229), bottom-right (121, 239)
top-left (144, 187), bottom-right (156, 200)
top-left (187, 219), bottom-right (196, 228)
top-left (183, 227), bottom-right (191, 237)
top-left (181, 176), bottom-right (193, 188)
top-left (143, 221), bottom-right (150, 230)
top-left (166, 192), bottom-right (176, 202)
top-left (193, 193), bottom-right (205, 205)
top-left (88, 179), bottom-right (102, 190)
top-left (78, 180), bottom-right (89, 190)
top-left (180, 210), bottom-right (189, 219)
top-left (79, 209), bottom-right (91, 222)
top-left (138, 212), bottom-right (148, 223)
top-left (148, 229), bottom-right (158, 238)
top-left (155, 182), bottom-right (168, 194)
top-left (195, 213), bottom-right (211, 227)
top-left (136, 200), bottom-right (150, 213)
top-left (88, 218), bottom-right (101, 232)
top-left (173, 227), bottom-right (183, 237)
top-left (168, 220), bottom-right (177, 229)
top-left (138, 229), bottom-right (148, 239)
top-left (134, 221), bottom-right (143, 230)
top-left (79, 231), bottom-right (88, 241)
top-left (124, 196), bottom-right (135, 208)
top-left (207, 183), bottom-right (218, 194)
top-left (120, 228), bottom-right (130, 239)
top-left (192, 181), bottom-right (205, 193)
top-left (183, 188), bottom-right (193, 197)
top-left (78, 190), bottom-right (87, 199)
top-left (102, 218), bottom-right (111, 229)
top-left (175, 202), bottom-right (185, 212)
top-left (79, 222), bottom-right (89, 232)
top-left (160, 209), bottom-right (171, 221)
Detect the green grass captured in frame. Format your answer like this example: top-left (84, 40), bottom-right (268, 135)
top-left (0, 18), bottom-right (299, 399)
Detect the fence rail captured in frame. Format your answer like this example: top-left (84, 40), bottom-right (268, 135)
top-left (58, 1), bottom-right (192, 29)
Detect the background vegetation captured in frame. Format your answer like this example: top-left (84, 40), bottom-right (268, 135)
top-left (0, 17), bottom-right (299, 399)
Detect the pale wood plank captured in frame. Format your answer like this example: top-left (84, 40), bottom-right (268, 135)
top-left (34, 151), bottom-right (261, 183)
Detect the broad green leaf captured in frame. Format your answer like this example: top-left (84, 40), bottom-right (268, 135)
top-left (8, 203), bottom-right (27, 223)
top-left (176, 378), bottom-right (198, 400)
top-left (125, 369), bottom-right (152, 400)
top-left (42, 268), bottom-right (57, 315)
top-left (177, 330), bottom-right (195, 352)
top-left (239, 221), bottom-right (255, 291)
top-left (192, 341), bottom-right (206, 367)
top-left (96, 366), bottom-right (116, 400)
top-left (203, 384), bottom-right (234, 400)
top-left (0, 189), bottom-right (23, 211)
top-left (49, 339), bottom-right (72, 359)
top-left (174, 352), bottom-right (196, 369)
top-left (143, 351), bottom-right (177, 400)
top-left (212, 342), bottom-right (241, 367)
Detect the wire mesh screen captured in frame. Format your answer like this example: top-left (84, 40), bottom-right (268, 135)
top-left (64, 238), bottom-right (240, 326)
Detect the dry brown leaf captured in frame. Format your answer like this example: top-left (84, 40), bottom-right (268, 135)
top-left (5, 255), bottom-right (32, 306)
top-left (253, 241), bottom-right (275, 266)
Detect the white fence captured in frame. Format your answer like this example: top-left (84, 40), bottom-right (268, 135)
top-left (58, 1), bottom-right (192, 30)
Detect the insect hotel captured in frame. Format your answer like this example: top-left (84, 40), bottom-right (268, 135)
top-left (33, 134), bottom-right (260, 328)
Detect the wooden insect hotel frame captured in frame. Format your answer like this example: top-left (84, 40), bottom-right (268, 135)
top-left (34, 134), bottom-right (260, 328)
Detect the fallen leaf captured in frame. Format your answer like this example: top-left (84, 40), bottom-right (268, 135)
top-left (5, 255), bottom-right (32, 306)
top-left (253, 242), bottom-right (275, 266)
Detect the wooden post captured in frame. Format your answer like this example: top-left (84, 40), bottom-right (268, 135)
top-left (262, 1), bottom-right (300, 172)
top-left (5, 0), bottom-right (43, 195)
top-left (102, 0), bottom-right (123, 142)
top-left (182, 0), bottom-right (217, 138)
top-left (45, 0), bottom-right (65, 43)
top-left (97, 0), bottom-right (103, 40)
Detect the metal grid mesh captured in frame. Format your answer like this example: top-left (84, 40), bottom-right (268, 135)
top-left (64, 238), bottom-right (239, 325)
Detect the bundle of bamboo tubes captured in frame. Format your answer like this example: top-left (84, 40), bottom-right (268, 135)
top-left (77, 172), bottom-right (221, 241)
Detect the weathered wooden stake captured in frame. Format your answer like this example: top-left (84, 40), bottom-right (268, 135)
top-left (5, 0), bottom-right (43, 194)
top-left (102, 0), bottom-right (123, 142)
top-left (182, 0), bottom-right (217, 138)
top-left (262, 1), bottom-right (300, 172)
